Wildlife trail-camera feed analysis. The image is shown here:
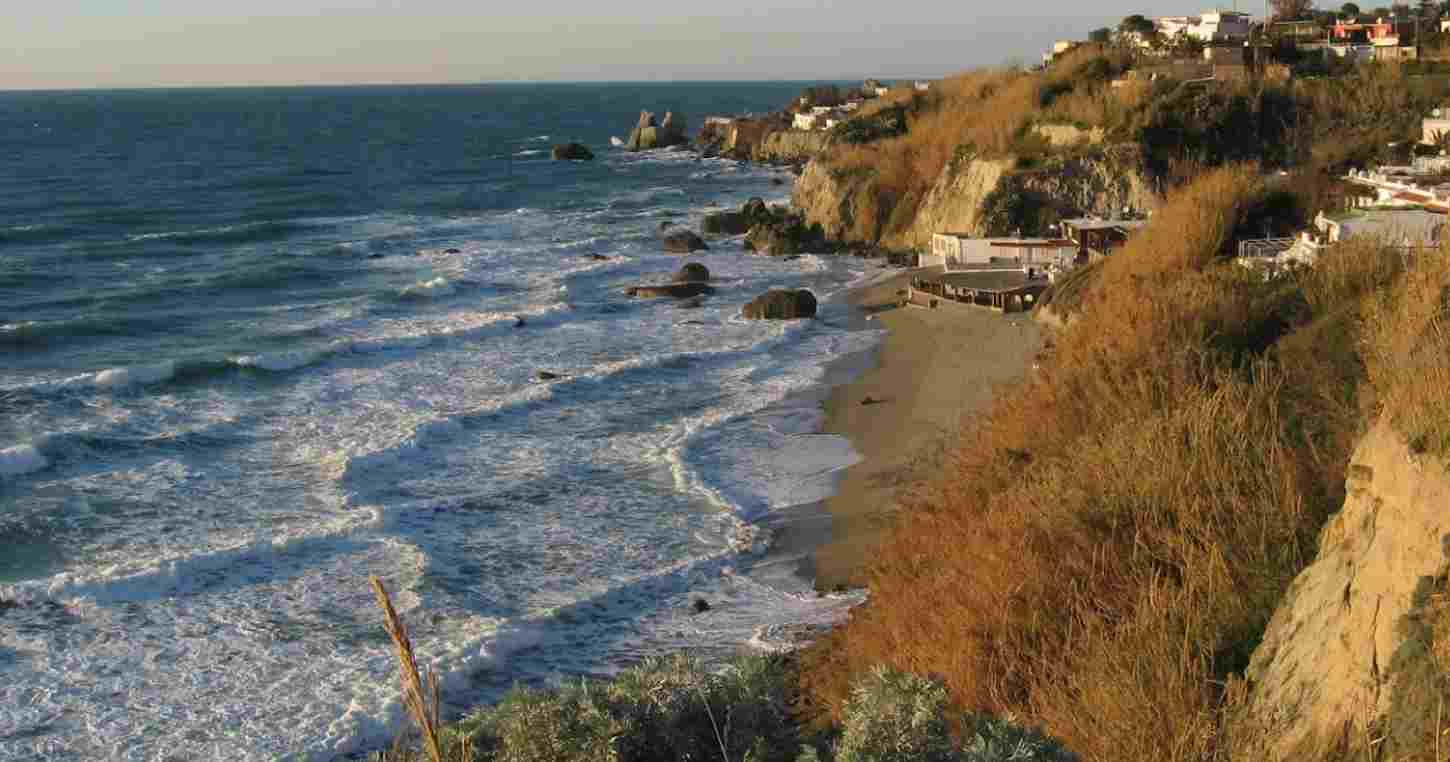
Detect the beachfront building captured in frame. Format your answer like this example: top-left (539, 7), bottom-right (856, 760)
top-left (792, 112), bottom-right (820, 130)
top-left (925, 233), bottom-right (1076, 271)
top-left (907, 269), bottom-right (1051, 313)
top-left (1060, 218), bottom-right (1148, 262)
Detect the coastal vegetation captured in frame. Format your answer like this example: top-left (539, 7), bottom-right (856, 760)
top-left (376, 47), bottom-right (1450, 762)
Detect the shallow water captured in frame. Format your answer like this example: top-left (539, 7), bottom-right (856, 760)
top-left (0, 83), bottom-right (879, 758)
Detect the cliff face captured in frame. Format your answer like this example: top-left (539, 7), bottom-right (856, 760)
top-left (791, 161), bottom-right (880, 243)
top-left (753, 130), bottom-right (833, 164)
top-left (790, 144), bottom-right (1159, 250)
top-left (1231, 418), bottom-right (1450, 759)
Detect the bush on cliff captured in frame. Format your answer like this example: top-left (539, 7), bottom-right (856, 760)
top-left (832, 105), bottom-right (908, 145)
top-left (453, 654), bottom-right (805, 762)
top-left (798, 165), bottom-right (1402, 761)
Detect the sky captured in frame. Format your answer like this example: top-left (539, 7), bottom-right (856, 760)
top-left (2, 1), bottom-right (1251, 89)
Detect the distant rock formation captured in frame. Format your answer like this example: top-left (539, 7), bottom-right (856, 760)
top-left (625, 109), bottom-right (690, 152)
top-left (742, 289), bottom-right (817, 319)
top-left (551, 142), bottom-right (594, 160)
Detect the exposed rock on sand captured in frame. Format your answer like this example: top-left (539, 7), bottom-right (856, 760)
top-left (627, 282), bottom-right (715, 299)
top-left (1232, 418), bottom-right (1450, 758)
top-left (742, 289), bottom-right (817, 319)
top-left (661, 229), bottom-right (708, 254)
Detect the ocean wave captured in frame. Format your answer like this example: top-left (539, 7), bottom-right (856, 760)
top-left (0, 303), bottom-right (573, 413)
top-left (512, 149), bottom-right (545, 157)
top-left (126, 220), bottom-right (307, 246)
top-left (0, 443), bottom-right (49, 477)
top-left (0, 508), bottom-right (385, 606)
top-left (398, 277), bottom-right (456, 299)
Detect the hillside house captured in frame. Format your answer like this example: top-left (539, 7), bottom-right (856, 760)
top-left (792, 112), bottom-right (820, 130)
top-left (1272, 19), bottom-right (1325, 41)
top-left (1043, 40), bottom-right (1078, 64)
top-left (914, 80), bottom-right (932, 92)
top-left (1061, 218), bottom-right (1148, 262)
top-left (1423, 113), bottom-right (1450, 146)
top-left (1151, 10), bottom-right (1253, 45)
top-left (1315, 208), bottom-right (1447, 246)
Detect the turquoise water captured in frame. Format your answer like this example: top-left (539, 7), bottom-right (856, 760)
top-left (0, 83), bottom-right (875, 758)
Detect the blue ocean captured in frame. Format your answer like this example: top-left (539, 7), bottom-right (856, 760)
top-left (0, 83), bottom-right (879, 758)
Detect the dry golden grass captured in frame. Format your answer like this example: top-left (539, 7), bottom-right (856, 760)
top-left (1364, 247), bottom-right (1450, 455)
top-left (371, 576), bottom-right (467, 762)
top-left (798, 166), bottom-right (1382, 762)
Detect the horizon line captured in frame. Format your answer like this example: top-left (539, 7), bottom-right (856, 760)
top-left (0, 75), bottom-right (952, 95)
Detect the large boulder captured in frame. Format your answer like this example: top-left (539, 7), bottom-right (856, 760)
top-left (673, 263), bottom-right (711, 283)
top-left (661, 229), bottom-right (709, 254)
top-left (742, 289), bottom-right (817, 319)
top-left (551, 142), bottom-right (594, 161)
top-left (626, 282), bottom-right (715, 298)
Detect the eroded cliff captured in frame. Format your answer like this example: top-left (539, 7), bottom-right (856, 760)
top-left (1231, 418), bottom-right (1450, 759)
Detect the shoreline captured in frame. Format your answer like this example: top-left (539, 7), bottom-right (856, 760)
top-left (785, 271), bottom-right (1044, 591)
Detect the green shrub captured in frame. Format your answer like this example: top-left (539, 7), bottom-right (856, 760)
top-left (834, 667), bottom-right (1078, 762)
top-left (833, 106), bottom-right (909, 145)
top-left (835, 667), bottom-right (956, 762)
top-left (465, 653), bottom-right (802, 762)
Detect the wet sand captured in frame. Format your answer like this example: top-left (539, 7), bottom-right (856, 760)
top-left (805, 272), bottom-right (1044, 589)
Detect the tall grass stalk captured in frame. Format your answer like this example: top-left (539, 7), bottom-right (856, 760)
top-left (371, 576), bottom-right (450, 762)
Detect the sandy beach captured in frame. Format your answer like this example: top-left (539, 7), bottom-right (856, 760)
top-left (806, 271), bottom-right (1045, 589)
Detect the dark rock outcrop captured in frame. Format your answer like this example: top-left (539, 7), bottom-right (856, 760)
top-left (673, 263), bottom-right (711, 283)
top-left (744, 214), bottom-right (827, 256)
top-left (661, 229), bottom-right (709, 254)
top-left (742, 289), bottom-right (817, 319)
top-left (551, 142), bottom-right (594, 160)
top-left (625, 109), bottom-right (690, 152)
top-left (703, 197), bottom-right (777, 237)
top-left (626, 282), bottom-right (716, 299)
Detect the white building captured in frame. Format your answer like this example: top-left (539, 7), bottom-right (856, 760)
top-left (792, 112), bottom-right (820, 130)
top-left (1315, 208), bottom-right (1448, 246)
top-left (924, 234), bottom-right (1077, 271)
top-left (914, 80), bottom-right (932, 92)
top-left (1147, 10), bottom-right (1253, 46)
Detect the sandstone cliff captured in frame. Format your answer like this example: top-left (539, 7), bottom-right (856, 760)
top-left (790, 143), bottom-right (1159, 249)
top-left (790, 160), bottom-right (883, 243)
top-left (1230, 418), bottom-right (1450, 759)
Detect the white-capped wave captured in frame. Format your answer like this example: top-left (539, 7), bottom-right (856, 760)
top-left (400, 277), bottom-right (456, 299)
top-left (231, 349), bottom-right (327, 372)
top-left (88, 361), bottom-right (178, 389)
top-left (0, 443), bottom-right (49, 477)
